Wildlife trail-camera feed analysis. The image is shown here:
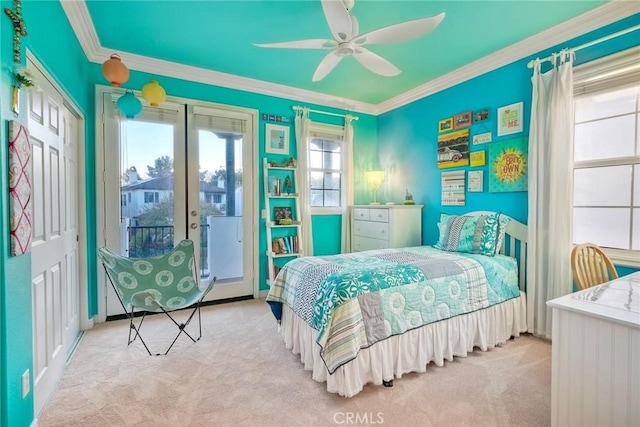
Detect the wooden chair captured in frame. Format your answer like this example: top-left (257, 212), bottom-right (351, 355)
top-left (571, 243), bottom-right (618, 290)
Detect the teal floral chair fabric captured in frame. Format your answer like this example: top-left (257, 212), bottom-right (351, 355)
top-left (98, 240), bottom-right (216, 355)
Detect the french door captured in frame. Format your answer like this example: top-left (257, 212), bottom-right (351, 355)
top-left (99, 89), bottom-right (256, 317)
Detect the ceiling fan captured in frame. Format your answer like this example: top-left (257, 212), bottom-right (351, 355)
top-left (253, 0), bottom-right (445, 82)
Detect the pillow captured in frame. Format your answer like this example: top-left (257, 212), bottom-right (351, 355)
top-left (434, 213), bottom-right (500, 256)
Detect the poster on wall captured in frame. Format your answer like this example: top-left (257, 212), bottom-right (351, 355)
top-left (441, 170), bottom-right (466, 205)
top-left (8, 120), bottom-right (32, 256)
top-left (437, 129), bottom-right (469, 169)
top-left (468, 170), bottom-right (484, 192)
top-left (488, 137), bottom-right (528, 192)
top-left (497, 102), bottom-right (524, 136)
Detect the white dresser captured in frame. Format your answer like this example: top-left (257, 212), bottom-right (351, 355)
top-left (547, 272), bottom-right (640, 427)
top-left (350, 205), bottom-right (422, 252)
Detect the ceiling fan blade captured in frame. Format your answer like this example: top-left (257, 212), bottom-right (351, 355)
top-left (253, 39), bottom-right (334, 49)
top-left (321, 0), bottom-right (352, 42)
top-left (353, 47), bottom-right (400, 77)
top-left (312, 51), bottom-right (344, 82)
top-left (354, 12), bottom-right (445, 45)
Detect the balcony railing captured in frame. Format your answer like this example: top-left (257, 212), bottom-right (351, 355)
top-left (127, 224), bottom-right (210, 278)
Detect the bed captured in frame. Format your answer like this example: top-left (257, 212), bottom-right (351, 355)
top-left (266, 211), bottom-right (528, 397)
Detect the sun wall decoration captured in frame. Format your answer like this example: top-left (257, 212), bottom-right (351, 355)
top-left (488, 138), bottom-right (528, 192)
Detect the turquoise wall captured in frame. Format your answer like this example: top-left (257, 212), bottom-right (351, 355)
top-left (378, 14), bottom-right (640, 252)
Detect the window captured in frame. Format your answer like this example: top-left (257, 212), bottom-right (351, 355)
top-left (144, 191), bottom-right (159, 203)
top-left (308, 123), bottom-right (345, 209)
top-left (572, 46), bottom-right (640, 266)
top-left (121, 194), bottom-right (126, 207)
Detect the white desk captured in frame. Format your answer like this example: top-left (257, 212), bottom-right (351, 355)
top-left (547, 272), bottom-right (640, 427)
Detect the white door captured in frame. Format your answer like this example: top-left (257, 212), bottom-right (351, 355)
top-left (29, 64), bottom-right (80, 415)
top-left (100, 91), bottom-right (256, 317)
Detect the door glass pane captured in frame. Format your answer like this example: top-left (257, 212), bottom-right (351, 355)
top-left (573, 207), bottom-right (630, 249)
top-left (573, 165), bottom-right (631, 206)
top-left (198, 130), bottom-right (244, 283)
top-left (120, 120), bottom-right (175, 258)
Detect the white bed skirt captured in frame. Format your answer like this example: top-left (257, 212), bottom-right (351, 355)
top-left (280, 291), bottom-right (528, 397)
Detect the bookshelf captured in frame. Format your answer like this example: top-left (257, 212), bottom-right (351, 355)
top-left (263, 158), bottom-right (303, 287)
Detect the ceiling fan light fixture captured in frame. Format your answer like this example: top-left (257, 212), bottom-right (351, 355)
top-left (142, 79), bottom-right (166, 107)
top-left (101, 53), bottom-right (129, 87)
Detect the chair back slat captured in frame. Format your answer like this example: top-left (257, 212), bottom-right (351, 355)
top-left (571, 243), bottom-right (618, 290)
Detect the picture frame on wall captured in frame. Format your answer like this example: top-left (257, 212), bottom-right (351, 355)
top-left (473, 108), bottom-right (489, 122)
top-left (265, 123), bottom-right (290, 155)
top-left (453, 111), bottom-right (472, 129)
top-left (438, 117), bottom-right (453, 133)
top-left (497, 102), bottom-right (524, 136)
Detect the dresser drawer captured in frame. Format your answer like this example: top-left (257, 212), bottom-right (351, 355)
top-left (352, 220), bottom-right (389, 240)
top-left (352, 208), bottom-right (370, 221)
top-left (352, 236), bottom-right (389, 252)
top-left (368, 208), bottom-right (389, 222)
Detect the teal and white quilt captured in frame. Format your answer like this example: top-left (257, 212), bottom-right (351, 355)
top-left (266, 246), bottom-right (520, 374)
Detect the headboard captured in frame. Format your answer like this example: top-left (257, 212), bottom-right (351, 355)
top-left (466, 211), bottom-right (528, 292)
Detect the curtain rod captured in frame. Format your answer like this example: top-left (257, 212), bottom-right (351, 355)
top-left (527, 24), bottom-right (640, 68)
top-left (293, 105), bottom-right (359, 120)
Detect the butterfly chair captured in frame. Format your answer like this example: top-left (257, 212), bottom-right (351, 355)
top-left (98, 240), bottom-right (216, 356)
top-left (571, 243), bottom-right (618, 290)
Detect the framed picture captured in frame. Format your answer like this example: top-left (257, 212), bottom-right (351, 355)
top-left (265, 123), bottom-right (289, 154)
top-left (489, 137), bottom-right (528, 192)
top-left (273, 206), bottom-right (292, 225)
top-left (437, 129), bottom-right (470, 169)
top-left (453, 111), bottom-right (472, 129)
top-left (438, 117), bottom-right (453, 133)
top-left (497, 102), bottom-right (523, 136)
top-left (473, 108), bottom-right (489, 123)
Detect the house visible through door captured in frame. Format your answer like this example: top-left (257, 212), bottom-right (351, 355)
top-left (99, 91), bottom-right (256, 317)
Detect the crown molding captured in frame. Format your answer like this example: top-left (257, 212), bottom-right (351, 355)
top-left (61, 0), bottom-right (377, 115)
top-left (62, 0), bottom-right (638, 117)
top-left (60, 0), bottom-right (102, 62)
top-left (375, 0), bottom-right (640, 114)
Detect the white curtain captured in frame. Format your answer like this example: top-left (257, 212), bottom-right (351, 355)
top-left (295, 107), bottom-right (313, 256)
top-left (341, 115), bottom-right (356, 253)
top-left (527, 50), bottom-right (575, 339)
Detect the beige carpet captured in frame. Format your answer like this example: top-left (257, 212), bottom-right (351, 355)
top-left (38, 299), bottom-right (551, 427)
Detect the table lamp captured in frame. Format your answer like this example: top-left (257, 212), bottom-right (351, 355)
top-left (365, 170), bottom-right (385, 205)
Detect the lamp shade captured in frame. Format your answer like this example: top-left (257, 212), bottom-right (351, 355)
top-left (101, 54), bottom-right (129, 87)
top-left (117, 90), bottom-right (142, 119)
top-left (365, 170), bottom-right (385, 191)
top-left (142, 79), bottom-right (166, 107)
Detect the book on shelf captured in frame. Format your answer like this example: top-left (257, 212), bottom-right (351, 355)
top-left (271, 236), bottom-right (299, 255)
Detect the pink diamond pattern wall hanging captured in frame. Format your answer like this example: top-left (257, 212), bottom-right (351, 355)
top-left (8, 120), bottom-right (32, 256)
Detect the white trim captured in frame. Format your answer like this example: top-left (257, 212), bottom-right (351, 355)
top-left (377, 1), bottom-right (640, 114)
top-left (62, 1), bottom-right (639, 116)
top-left (605, 248), bottom-right (640, 269)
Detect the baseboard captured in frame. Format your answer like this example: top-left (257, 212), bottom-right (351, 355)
top-left (105, 294), bottom-right (255, 322)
